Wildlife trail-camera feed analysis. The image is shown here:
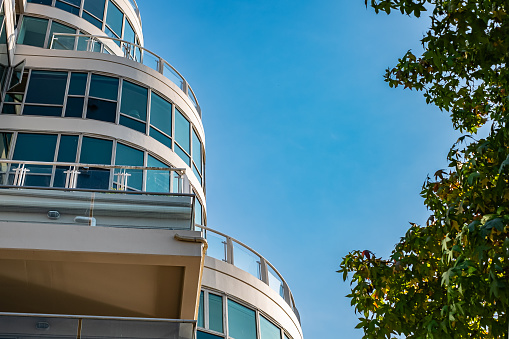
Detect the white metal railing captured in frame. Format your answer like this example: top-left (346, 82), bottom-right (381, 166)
top-left (197, 224), bottom-right (301, 323)
top-left (49, 33), bottom-right (201, 117)
top-left (0, 159), bottom-right (189, 193)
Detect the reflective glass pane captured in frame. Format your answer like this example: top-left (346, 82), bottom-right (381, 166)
top-left (150, 92), bottom-right (172, 136)
top-left (55, 1), bottom-right (81, 15)
top-left (13, 133), bottom-right (57, 161)
top-left (146, 155), bottom-right (170, 193)
top-left (119, 115), bottom-right (145, 133)
top-left (65, 97), bottom-right (85, 117)
top-left (121, 80), bottom-right (147, 120)
top-left (193, 165), bottom-right (202, 186)
top-left (175, 109), bottom-right (190, 152)
top-left (175, 144), bottom-right (190, 166)
top-left (48, 21), bottom-right (75, 50)
top-left (57, 135), bottom-right (79, 162)
top-left (205, 232), bottom-right (226, 262)
top-left (163, 63), bottom-right (184, 90)
top-left (195, 198), bottom-right (202, 225)
top-left (23, 105), bottom-right (62, 116)
top-left (150, 127), bottom-right (171, 148)
top-left (77, 35), bottom-right (102, 52)
top-left (228, 300), bottom-right (257, 339)
top-left (86, 98), bottom-right (116, 123)
top-left (27, 0), bottom-right (52, 4)
top-left (124, 19), bottom-right (135, 44)
top-left (106, 0), bottom-right (123, 37)
top-left (63, 0), bottom-right (81, 6)
top-left (172, 171), bottom-right (181, 193)
top-left (26, 70), bottom-right (67, 105)
top-left (68, 73), bottom-right (87, 95)
top-left (233, 243), bottom-right (261, 279)
top-left (77, 167), bottom-right (109, 189)
top-left (83, 0), bottom-right (105, 21)
top-left (114, 143), bottom-right (143, 190)
top-left (209, 293), bottom-right (223, 333)
top-left (2, 104), bottom-right (21, 114)
top-left (188, 87), bottom-right (198, 109)
top-left (4, 93), bottom-right (23, 103)
top-left (268, 265), bottom-right (284, 298)
top-left (0, 132), bottom-right (12, 159)
top-left (17, 16), bottom-right (48, 47)
top-left (197, 331), bottom-right (222, 339)
top-left (192, 129), bottom-right (202, 173)
top-left (89, 74), bottom-right (118, 100)
top-left (198, 291), bottom-right (204, 328)
top-left (82, 11), bottom-right (102, 28)
top-left (80, 137), bottom-right (112, 165)
top-left (260, 316), bottom-right (281, 339)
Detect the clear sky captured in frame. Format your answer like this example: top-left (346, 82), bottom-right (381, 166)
top-left (137, 1), bottom-right (462, 337)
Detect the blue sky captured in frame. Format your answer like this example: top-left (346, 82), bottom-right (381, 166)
top-left (138, 1), bottom-right (461, 337)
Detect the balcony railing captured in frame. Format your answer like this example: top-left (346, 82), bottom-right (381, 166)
top-left (197, 225), bottom-right (301, 323)
top-left (126, 0), bottom-right (142, 22)
top-left (49, 33), bottom-right (201, 117)
top-left (0, 312), bottom-right (196, 339)
top-left (0, 159), bottom-right (196, 230)
top-left (0, 159), bottom-right (190, 194)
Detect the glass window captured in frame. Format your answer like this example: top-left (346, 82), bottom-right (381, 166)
top-left (86, 98), bottom-right (116, 122)
top-left (192, 129), bottom-right (202, 173)
top-left (284, 334), bottom-right (290, 339)
top-left (27, 0), bottom-right (52, 4)
top-left (0, 132), bottom-right (11, 159)
top-left (114, 143), bottom-right (143, 190)
top-left (65, 97), bottom-right (85, 117)
top-left (198, 291), bottom-right (204, 328)
top-left (57, 135), bottom-right (79, 162)
top-left (150, 127), bottom-right (171, 148)
top-left (83, 0), bottom-right (105, 21)
top-left (193, 165), bottom-right (202, 186)
top-left (119, 115), bottom-right (145, 133)
top-left (228, 300), bottom-right (257, 339)
top-left (25, 70), bottom-right (67, 105)
top-left (175, 144), bottom-right (190, 166)
top-left (82, 11), bottom-right (102, 29)
top-left (89, 74), bottom-right (118, 100)
top-left (23, 105), bottom-right (62, 116)
top-left (68, 73), bottom-right (88, 96)
top-left (123, 19), bottom-right (135, 44)
top-left (17, 16), bottom-right (49, 47)
top-left (55, 0), bottom-right (81, 15)
top-left (48, 21), bottom-right (75, 50)
top-left (150, 92), bottom-right (172, 136)
top-left (197, 332), bottom-right (222, 339)
top-left (175, 108), bottom-right (190, 152)
top-left (120, 80), bottom-right (147, 121)
top-left (106, 0), bottom-right (123, 37)
top-left (209, 293), bottom-right (223, 333)
top-left (13, 133), bottom-right (57, 161)
top-left (146, 155), bottom-right (170, 193)
top-left (80, 137), bottom-right (112, 165)
top-left (260, 316), bottom-right (281, 339)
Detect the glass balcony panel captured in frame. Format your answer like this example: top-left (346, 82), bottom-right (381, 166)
top-left (146, 155), bottom-right (170, 193)
top-left (206, 231), bottom-right (227, 262)
top-left (267, 265), bottom-right (284, 298)
top-left (9, 164), bottom-right (52, 187)
top-left (77, 36), bottom-right (101, 52)
top-left (49, 21), bottom-right (75, 49)
top-left (141, 51), bottom-right (160, 72)
top-left (163, 63), bottom-right (184, 90)
top-left (233, 242), bottom-right (261, 279)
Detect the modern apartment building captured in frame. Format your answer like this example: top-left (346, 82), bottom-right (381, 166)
top-left (0, 1), bottom-right (303, 339)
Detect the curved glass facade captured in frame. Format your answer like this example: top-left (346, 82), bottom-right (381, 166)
top-left (197, 289), bottom-right (294, 339)
top-left (27, 0), bottom-right (141, 46)
top-left (0, 69), bottom-right (205, 187)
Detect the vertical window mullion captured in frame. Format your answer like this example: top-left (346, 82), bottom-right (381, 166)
top-left (223, 294), bottom-right (229, 339)
top-left (61, 71), bottom-right (71, 117)
top-left (50, 134), bottom-right (62, 187)
top-left (109, 139), bottom-right (117, 189)
top-left (83, 72), bottom-right (91, 118)
top-left (43, 19), bottom-right (53, 49)
top-left (204, 290), bottom-right (209, 330)
top-left (115, 78), bottom-right (122, 124)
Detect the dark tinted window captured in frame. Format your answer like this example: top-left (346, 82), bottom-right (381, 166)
top-left (13, 133), bottom-right (57, 161)
top-left (86, 98), bottom-right (116, 123)
top-left (25, 71), bottom-right (67, 105)
top-left (68, 73), bottom-right (87, 95)
top-left (17, 16), bottom-right (49, 47)
top-left (80, 137), bottom-right (112, 165)
top-left (89, 74), bottom-right (118, 100)
top-left (65, 97), bottom-right (85, 117)
top-left (120, 80), bottom-right (147, 120)
top-left (57, 135), bottom-right (79, 162)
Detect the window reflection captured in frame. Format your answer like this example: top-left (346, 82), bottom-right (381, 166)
top-left (228, 300), bottom-right (257, 339)
top-left (114, 143), bottom-right (143, 191)
top-left (146, 155), bottom-right (170, 193)
top-left (17, 16), bottom-right (49, 47)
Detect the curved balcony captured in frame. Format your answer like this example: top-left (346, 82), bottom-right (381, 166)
top-left (48, 33), bottom-right (201, 117)
top-left (197, 225), bottom-right (301, 323)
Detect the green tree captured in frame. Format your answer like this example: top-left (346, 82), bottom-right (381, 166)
top-left (339, 0), bottom-right (509, 338)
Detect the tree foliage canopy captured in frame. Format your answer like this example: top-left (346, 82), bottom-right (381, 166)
top-left (339, 1), bottom-right (509, 338)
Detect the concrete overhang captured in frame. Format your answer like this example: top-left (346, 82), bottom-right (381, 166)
top-left (0, 222), bottom-right (204, 321)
